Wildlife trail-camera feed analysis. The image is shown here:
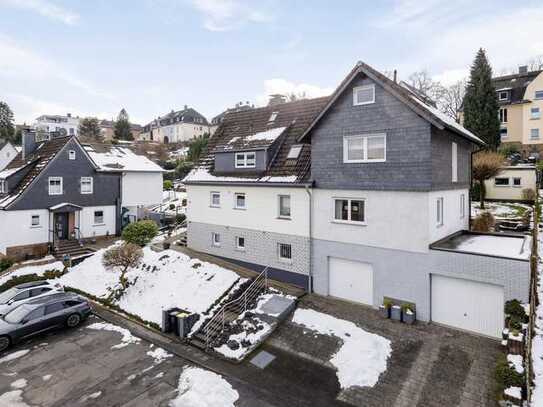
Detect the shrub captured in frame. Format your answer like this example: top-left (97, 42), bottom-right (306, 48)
top-left (175, 214), bottom-right (186, 224)
top-left (472, 212), bottom-right (495, 232)
top-left (0, 269), bottom-right (65, 293)
top-left (0, 257), bottom-right (14, 272)
top-left (122, 220), bottom-right (159, 246)
top-left (495, 354), bottom-right (524, 395)
top-left (383, 298), bottom-right (393, 309)
top-left (470, 182), bottom-right (481, 204)
top-left (163, 180), bottom-right (173, 190)
top-left (522, 188), bottom-right (536, 202)
top-left (505, 299), bottom-right (528, 322)
top-left (102, 243), bottom-right (143, 295)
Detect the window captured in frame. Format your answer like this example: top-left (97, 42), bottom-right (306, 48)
top-left (531, 107), bottom-right (541, 120)
top-left (210, 192), bottom-right (221, 207)
top-left (81, 177), bottom-right (93, 194)
top-left (45, 302), bottom-right (64, 315)
top-left (531, 128), bottom-right (540, 140)
top-left (287, 145), bottom-right (303, 159)
top-left (268, 112), bottom-right (278, 122)
top-left (48, 177), bottom-right (63, 195)
top-left (498, 91), bottom-right (509, 101)
top-left (535, 90), bottom-right (543, 100)
top-left (333, 198), bottom-right (365, 224)
top-left (94, 210), bottom-right (104, 224)
top-left (499, 108), bottom-right (508, 123)
top-left (495, 177), bottom-right (510, 186)
top-left (30, 287), bottom-right (50, 297)
top-left (500, 128), bottom-right (508, 138)
top-left (13, 291), bottom-right (30, 301)
top-left (513, 177), bottom-right (522, 187)
top-left (278, 243), bottom-right (292, 262)
top-left (235, 152), bottom-right (256, 168)
top-left (353, 84), bottom-right (375, 106)
top-left (436, 197), bottom-right (444, 226)
top-left (343, 134), bottom-right (386, 163)
top-left (451, 142), bottom-right (458, 183)
top-left (278, 195), bottom-right (291, 218)
top-left (234, 193), bottom-right (246, 209)
top-left (0, 180), bottom-right (6, 194)
top-left (25, 307), bottom-right (44, 321)
top-left (460, 194), bottom-right (465, 219)
top-left (235, 236), bottom-right (245, 251)
top-left (212, 232), bottom-right (221, 247)
top-left (68, 150), bottom-right (76, 160)
top-left (31, 215), bottom-right (40, 227)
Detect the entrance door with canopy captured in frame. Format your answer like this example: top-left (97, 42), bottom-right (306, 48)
top-left (49, 203), bottom-right (83, 243)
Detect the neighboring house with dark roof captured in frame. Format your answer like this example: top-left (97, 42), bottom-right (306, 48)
top-left (0, 131), bottom-right (163, 260)
top-left (139, 106), bottom-right (212, 143)
top-left (98, 119), bottom-right (142, 141)
top-left (185, 61), bottom-right (531, 339)
top-left (491, 66), bottom-right (543, 156)
top-left (0, 139), bottom-right (18, 171)
top-left (210, 103), bottom-right (254, 134)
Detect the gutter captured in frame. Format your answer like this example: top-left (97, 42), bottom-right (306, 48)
top-left (183, 181), bottom-right (313, 188)
top-left (304, 184), bottom-right (313, 293)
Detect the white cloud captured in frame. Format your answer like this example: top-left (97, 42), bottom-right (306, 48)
top-left (432, 68), bottom-right (469, 86)
top-left (256, 78), bottom-right (333, 106)
top-left (190, 0), bottom-right (272, 31)
top-left (0, 0), bottom-right (79, 25)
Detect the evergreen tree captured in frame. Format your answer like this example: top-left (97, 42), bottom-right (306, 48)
top-left (0, 101), bottom-right (15, 141)
top-left (187, 133), bottom-right (210, 162)
top-left (114, 108), bottom-right (133, 141)
top-left (463, 49), bottom-right (500, 150)
top-left (79, 117), bottom-right (102, 142)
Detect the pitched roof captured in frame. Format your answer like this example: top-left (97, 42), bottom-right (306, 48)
top-left (83, 143), bottom-right (164, 172)
top-left (492, 70), bottom-right (542, 105)
top-left (143, 107), bottom-right (209, 131)
top-left (299, 61), bottom-right (485, 146)
top-left (184, 97), bottom-right (330, 184)
top-left (0, 136), bottom-right (72, 209)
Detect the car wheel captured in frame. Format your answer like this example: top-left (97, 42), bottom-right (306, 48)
top-left (0, 336), bottom-right (10, 353)
top-left (66, 314), bottom-right (81, 328)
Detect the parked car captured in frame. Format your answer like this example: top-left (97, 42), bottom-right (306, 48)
top-left (0, 281), bottom-right (64, 317)
top-left (0, 292), bottom-right (92, 352)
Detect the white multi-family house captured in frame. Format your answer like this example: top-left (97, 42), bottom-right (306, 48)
top-left (33, 113), bottom-right (80, 137)
top-left (184, 61), bottom-right (532, 339)
top-left (139, 106), bottom-right (211, 143)
top-left (0, 131), bottom-right (163, 260)
top-left (0, 139), bottom-right (18, 171)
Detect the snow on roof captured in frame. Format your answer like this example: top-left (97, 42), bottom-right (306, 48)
top-left (408, 94), bottom-right (485, 145)
top-left (0, 166), bottom-right (24, 179)
top-left (496, 87), bottom-right (513, 91)
top-left (434, 233), bottom-right (531, 260)
top-left (184, 167), bottom-right (298, 184)
top-left (245, 127), bottom-right (286, 142)
top-left (87, 147), bottom-right (164, 173)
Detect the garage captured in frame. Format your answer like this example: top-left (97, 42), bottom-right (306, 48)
top-left (431, 274), bottom-right (504, 338)
top-left (328, 257), bottom-right (373, 305)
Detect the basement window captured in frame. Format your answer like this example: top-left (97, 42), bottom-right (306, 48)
top-left (278, 243), bottom-right (292, 262)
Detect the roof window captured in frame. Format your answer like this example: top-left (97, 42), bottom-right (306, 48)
top-left (287, 145), bottom-right (303, 160)
top-left (269, 112), bottom-right (278, 123)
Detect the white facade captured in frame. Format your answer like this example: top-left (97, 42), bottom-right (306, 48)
top-left (484, 167), bottom-right (537, 201)
top-left (0, 142), bottom-right (17, 171)
top-left (33, 114), bottom-right (80, 136)
top-left (122, 172), bottom-right (163, 208)
top-left (78, 205), bottom-right (117, 238)
top-left (427, 189), bottom-right (469, 244)
top-left (0, 209), bottom-right (49, 254)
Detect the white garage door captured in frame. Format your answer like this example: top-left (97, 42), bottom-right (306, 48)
top-left (431, 275), bottom-right (504, 338)
top-left (328, 257), bottom-right (373, 305)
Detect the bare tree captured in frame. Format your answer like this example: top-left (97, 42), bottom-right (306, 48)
top-left (407, 70), bottom-right (442, 100)
top-left (438, 80), bottom-right (467, 121)
top-left (472, 151), bottom-right (504, 209)
top-left (527, 55), bottom-right (543, 71)
top-left (102, 243), bottom-right (143, 291)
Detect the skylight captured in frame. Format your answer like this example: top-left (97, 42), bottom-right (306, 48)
top-left (287, 145), bottom-right (303, 159)
top-left (268, 111), bottom-right (278, 122)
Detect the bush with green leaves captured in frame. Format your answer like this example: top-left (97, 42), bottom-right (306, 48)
top-left (0, 257), bottom-right (14, 272)
top-left (0, 269), bottom-right (65, 293)
top-left (121, 220), bottom-right (159, 246)
top-left (495, 354), bottom-right (524, 395)
top-left (163, 180), bottom-right (173, 190)
top-left (505, 299), bottom-right (528, 323)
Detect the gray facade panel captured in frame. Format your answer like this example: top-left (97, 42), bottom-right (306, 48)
top-left (188, 221), bottom-right (309, 276)
top-left (431, 127), bottom-right (473, 190)
top-left (312, 239), bottom-right (529, 322)
top-left (9, 139), bottom-right (121, 211)
top-left (214, 150), bottom-right (267, 173)
top-left (310, 74), bottom-right (433, 191)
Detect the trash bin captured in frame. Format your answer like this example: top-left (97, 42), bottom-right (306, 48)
top-left (161, 308), bottom-right (199, 337)
top-left (162, 307), bottom-right (182, 333)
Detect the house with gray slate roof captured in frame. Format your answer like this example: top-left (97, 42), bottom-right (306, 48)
top-left (0, 139), bottom-right (18, 171)
top-left (0, 131), bottom-right (163, 260)
top-left (184, 61), bottom-right (532, 339)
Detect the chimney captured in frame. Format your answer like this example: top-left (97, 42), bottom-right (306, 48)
top-left (67, 113), bottom-right (71, 118)
top-left (393, 69), bottom-right (397, 83)
top-left (184, 105), bottom-right (188, 110)
top-left (519, 65), bottom-right (528, 74)
top-left (22, 130), bottom-right (38, 160)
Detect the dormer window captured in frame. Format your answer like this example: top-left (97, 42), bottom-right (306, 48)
top-left (68, 150), bottom-right (76, 160)
top-left (353, 84), bottom-right (375, 106)
top-left (287, 145), bottom-right (303, 160)
top-left (498, 91), bottom-right (509, 101)
top-left (235, 152), bottom-right (256, 168)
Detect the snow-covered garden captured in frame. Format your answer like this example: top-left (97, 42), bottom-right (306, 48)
top-left (471, 201), bottom-right (532, 220)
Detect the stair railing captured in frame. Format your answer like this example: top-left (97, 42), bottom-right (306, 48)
top-left (202, 267), bottom-right (269, 348)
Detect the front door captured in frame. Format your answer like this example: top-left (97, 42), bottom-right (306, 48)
top-left (55, 213), bottom-right (69, 240)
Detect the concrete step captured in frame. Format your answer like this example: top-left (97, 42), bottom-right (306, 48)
top-left (190, 337), bottom-right (207, 350)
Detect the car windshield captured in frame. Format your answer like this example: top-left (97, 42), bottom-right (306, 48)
top-left (0, 288), bottom-right (18, 304)
top-left (3, 304), bottom-right (32, 324)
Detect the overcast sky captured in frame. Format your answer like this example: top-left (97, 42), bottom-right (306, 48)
top-left (1, 0), bottom-right (542, 125)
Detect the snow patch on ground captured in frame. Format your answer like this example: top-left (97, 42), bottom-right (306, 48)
top-left (214, 314), bottom-right (272, 360)
top-left (0, 390), bottom-right (30, 407)
top-left (505, 386), bottom-right (521, 399)
top-left (146, 347), bottom-right (173, 364)
top-left (169, 366), bottom-right (239, 407)
top-left (86, 322), bottom-right (141, 349)
top-left (10, 379), bottom-right (27, 389)
top-left (0, 350), bottom-right (30, 364)
top-left (80, 391), bottom-right (102, 402)
top-left (292, 308), bottom-right (391, 389)
top-left (471, 201), bottom-right (531, 220)
top-left (42, 375), bottom-right (52, 382)
top-left (508, 354), bottom-right (524, 374)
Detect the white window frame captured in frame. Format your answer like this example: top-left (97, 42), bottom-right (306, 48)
top-left (535, 90), bottom-right (543, 100)
top-left (278, 195), bottom-right (291, 219)
top-left (278, 243), bottom-right (292, 263)
top-left (235, 152), bottom-right (256, 168)
top-left (531, 107), bottom-right (541, 120)
top-left (68, 150), bottom-right (76, 160)
top-left (451, 142), bottom-right (458, 183)
top-left (235, 236), bottom-right (245, 251)
top-left (499, 108), bottom-right (508, 123)
top-left (93, 210), bottom-right (104, 225)
top-left (436, 197), bottom-right (444, 227)
top-left (212, 232), bottom-right (221, 247)
top-left (460, 194), bottom-right (465, 219)
top-left (343, 134), bottom-right (386, 163)
top-left (210, 191), bottom-right (221, 208)
top-left (332, 198), bottom-right (366, 225)
top-left (234, 193), bottom-right (246, 209)
top-left (48, 177), bottom-right (63, 195)
top-left (80, 177), bottom-right (93, 194)
top-left (31, 214), bottom-right (40, 227)
top-left (531, 128), bottom-right (540, 140)
top-left (512, 177), bottom-right (522, 188)
top-left (494, 177), bottom-right (510, 187)
top-left (353, 84), bottom-right (375, 106)
top-left (500, 127), bottom-right (508, 139)
top-left (498, 91), bottom-right (509, 101)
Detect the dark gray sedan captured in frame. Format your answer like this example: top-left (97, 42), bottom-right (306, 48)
top-left (0, 292), bottom-right (92, 352)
